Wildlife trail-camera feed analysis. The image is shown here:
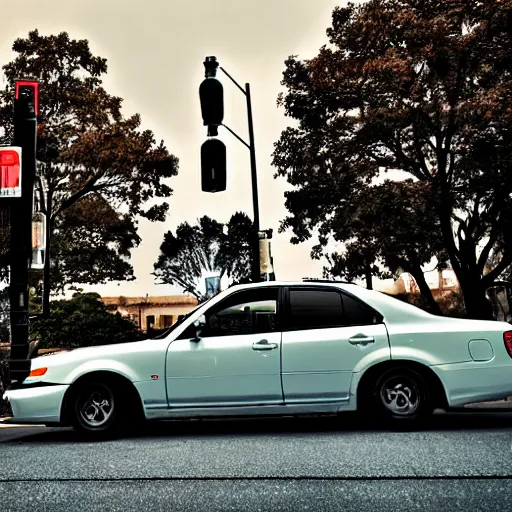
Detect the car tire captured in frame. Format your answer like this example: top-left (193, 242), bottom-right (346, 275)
top-left (71, 378), bottom-right (124, 439)
top-left (365, 367), bottom-right (433, 428)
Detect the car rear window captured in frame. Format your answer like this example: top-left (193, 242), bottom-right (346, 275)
top-left (288, 288), bottom-right (380, 329)
top-left (289, 289), bottom-right (343, 329)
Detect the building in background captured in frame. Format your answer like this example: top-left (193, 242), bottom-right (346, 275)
top-left (374, 269), bottom-right (460, 297)
top-left (101, 295), bottom-right (198, 332)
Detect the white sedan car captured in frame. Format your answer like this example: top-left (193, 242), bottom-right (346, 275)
top-left (4, 281), bottom-right (512, 437)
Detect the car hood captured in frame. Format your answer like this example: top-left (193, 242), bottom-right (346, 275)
top-left (32, 338), bottom-right (153, 366)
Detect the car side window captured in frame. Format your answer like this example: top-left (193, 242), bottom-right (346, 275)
top-left (288, 288), bottom-right (380, 330)
top-left (341, 293), bottom-right (380, 326)
top-left (203, 288), bottom-right (279, 337)
top-left (289, 289), bottom-right (343, 329)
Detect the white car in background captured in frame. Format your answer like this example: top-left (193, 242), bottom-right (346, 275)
top-left (4, 281), bottom-right (512, 438)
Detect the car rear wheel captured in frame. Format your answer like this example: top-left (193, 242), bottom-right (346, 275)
top-left (72, 379), bottom-right (122, 438)
top-left (365, 367), bottom-right (432, 426)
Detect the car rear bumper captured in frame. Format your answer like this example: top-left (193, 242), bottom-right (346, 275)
top-left (432, 362), bottom-right (512, 407)
top-left (3, 384), bottom-right (69, 424)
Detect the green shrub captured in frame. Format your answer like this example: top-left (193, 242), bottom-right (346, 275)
top-left (31, 292), bottom-right (144, 349)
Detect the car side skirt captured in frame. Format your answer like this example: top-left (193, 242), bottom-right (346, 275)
top-left (144, 398), bottom-right (353, 420)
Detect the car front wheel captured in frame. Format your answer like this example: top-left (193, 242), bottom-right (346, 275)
top-left (72, 380), bottom-right (121, 438)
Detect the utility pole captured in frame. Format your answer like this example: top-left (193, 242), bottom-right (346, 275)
top-left (8, 80), bottom-right (38, 384)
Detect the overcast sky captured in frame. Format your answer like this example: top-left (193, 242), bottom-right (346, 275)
top-left (1, 0), bottom-right (345, 298)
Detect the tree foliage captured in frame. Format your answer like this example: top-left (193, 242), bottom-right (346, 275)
top-left (154, 212), bottom-right (253, 300)
top-left (31, 292), bottom-right (143, 349)
top-left (0, 30), bottom-right (178, 299)
top-left (50, 193), bottom-right (140, 292)
top-left (273, 0), bottom-right (512, 319)
top-left (321, 179), bottom-right (445, 312)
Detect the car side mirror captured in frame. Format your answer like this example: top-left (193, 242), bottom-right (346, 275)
top-left (192, 315), bottom-right (206, 342)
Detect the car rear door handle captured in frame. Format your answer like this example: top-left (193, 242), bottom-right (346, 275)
top-left (252, 339), bottom-right (278, 351)
top-left (348, 336), bottom-right (375, 346)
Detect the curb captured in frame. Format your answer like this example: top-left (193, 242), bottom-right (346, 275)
top-left (0, 417), bottom-right (45, 428)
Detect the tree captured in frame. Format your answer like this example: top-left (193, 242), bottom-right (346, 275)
top-left (0, 30), bottom-right (179, 314)
top-left (30, 292), bottom-right (143, 349)
top-left (154, 212), bottom-right (253, 300)
top-left (273, 0), bottom-right (512, 319)
top-left (49, 193), bottom-right (140, 293)
top-left (321, 180), bottom-right (445, 314)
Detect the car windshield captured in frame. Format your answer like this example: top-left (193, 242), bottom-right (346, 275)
top-left (150, 298), bottom-right (211, 340)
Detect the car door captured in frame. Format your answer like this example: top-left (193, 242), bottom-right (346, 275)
top-left (281, 286), bottom-right (390, 403)
top-left (165, 286), bottom-right (284, 407)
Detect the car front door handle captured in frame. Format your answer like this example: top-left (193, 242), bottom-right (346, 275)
top-left (252, 339), bottom-right (279, 351)
top-left (348, 336), bottom-right (375, 346)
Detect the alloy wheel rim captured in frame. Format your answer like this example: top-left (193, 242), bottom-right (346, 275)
top-left (379, 375), bottom-right (420, 416)
top-left (78, 384), bottom-right (114, 427)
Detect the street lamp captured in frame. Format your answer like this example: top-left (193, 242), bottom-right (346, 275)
top-left (199, 56), bottom-right (261, 283)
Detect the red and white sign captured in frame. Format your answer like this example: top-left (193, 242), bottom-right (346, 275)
top-left (0, 146), bottom-right (22, 198)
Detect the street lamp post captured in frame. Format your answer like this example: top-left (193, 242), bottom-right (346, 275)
top-left (200, 57), bottom-right (261, 283)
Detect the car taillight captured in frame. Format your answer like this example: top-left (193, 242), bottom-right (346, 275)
top-left (504, 332), bottom-right (512, 358)
top-left (29, 367), bottom-right (47, 377)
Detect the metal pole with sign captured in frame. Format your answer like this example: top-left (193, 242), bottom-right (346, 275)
top-left (7, 80), bottom-right (38, 383)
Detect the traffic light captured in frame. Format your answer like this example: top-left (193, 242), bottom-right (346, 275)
top-left (199, 56), bottom-right (224, 136)
top-left (15, 81), bottom-right (39, 118)
top-left (201, 139), bottom-right (226, 192)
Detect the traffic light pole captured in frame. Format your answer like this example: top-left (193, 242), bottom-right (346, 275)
top-left (8, 82), bottom-right (38, 383)
top-left (219, 67), bottom-right (261, 283)
top-left (245, 83), bottom-right (261, 284)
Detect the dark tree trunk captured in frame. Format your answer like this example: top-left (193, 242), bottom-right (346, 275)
top-left (365, 264), bottom-right (373, 290)
top-left (405, 253), bottom-right (442, 315)
top-left (460, 279), bottom-right (494, 320)
top-left (410, 266), bottom-right (442, 315)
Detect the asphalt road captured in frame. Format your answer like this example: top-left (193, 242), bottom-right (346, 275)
top-left (1, 411), bottom-right (512, 511)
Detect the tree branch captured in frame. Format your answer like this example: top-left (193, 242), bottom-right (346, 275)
top-left (53, 170), bottom-right (104, 216)
top-left (387, 137), bottom-right (430, 180)
top-left (478, 224), bottom-right (501, 274)
top-left (482, 254), bottom-right (512, 286)
top-left (411, 128), bottom-right (433, 179)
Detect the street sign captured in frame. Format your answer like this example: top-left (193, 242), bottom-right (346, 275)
top-left (0, 146), bottom-right (22, 198)
top-left (205, 275), bottom-right (221, 297)
top-left (31, 211), bottom-right (46, 269)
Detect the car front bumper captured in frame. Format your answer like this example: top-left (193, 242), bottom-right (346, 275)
top-left (3, 384), bottom-right (69, 424)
